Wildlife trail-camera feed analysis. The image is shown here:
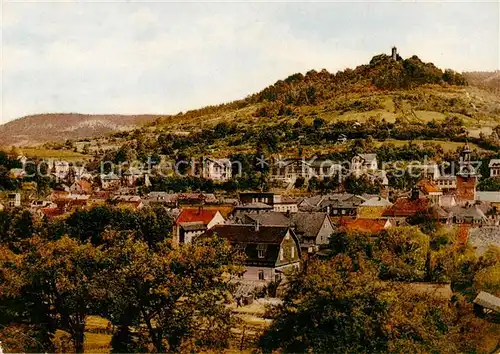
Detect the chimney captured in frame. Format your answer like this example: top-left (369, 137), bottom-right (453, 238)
top-left (255, 220), bottom-right (260, 232)
top-left (411, 187), bottom-right (420, 201)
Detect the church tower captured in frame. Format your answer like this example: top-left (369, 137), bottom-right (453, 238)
top-left (456, 143), bottom-right (480, 202)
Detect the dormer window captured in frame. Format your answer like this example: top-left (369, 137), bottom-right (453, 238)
top-left (257, 244), bottom-right (267, 258)
top-left (235, 243), bottom-right (247, 252)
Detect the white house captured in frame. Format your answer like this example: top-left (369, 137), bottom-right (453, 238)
top-left (351, 154), bottom-right (378, 176)
top-left (203, 158), bottom-right (232, 181)
top-left (488, 159), bottom-right (500, 178)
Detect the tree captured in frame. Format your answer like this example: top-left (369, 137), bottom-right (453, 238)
top-left (1, 236), bottom-right (106, 353)
top-left (100, 233), bottom-right (242, 352)
top-left (260, 256), bottom-right (460, 353)
top-left (374, 227), bottom-right (430, 281)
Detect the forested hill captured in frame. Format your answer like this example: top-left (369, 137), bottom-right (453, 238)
top-left (154, 52), bottom-right (470, 126)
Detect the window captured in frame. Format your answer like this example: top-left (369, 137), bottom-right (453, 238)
top-left (258, 270), bottom-right (265, 280)
top-left (275, 273), bottom-right (282, 282)
top-left (235, 243), bottom-right (246, 252)
top-left (257, 244), bottom-right (266, 259)
top-left (291, 246), bottom-right (295, 258)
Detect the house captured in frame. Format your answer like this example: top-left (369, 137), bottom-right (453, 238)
top-left (319, 194), bottom-right (367, 218)
top-left (272, 195), bottom-right (299, 213)
top-left (110, 195), bottom-right (143, 210)
top-left (289, 212), bottom-right (335, 253)
top-left (351, 153), bottom-right (378, 176)
top-left (339, 218), bottom-right (392, 234)
top-left (358, 196), bottom-right (393, 219)
top-left (202, 158), bottom-right (232, 181)
top-left (52, 161), bottom-right (71, 181)
top-left (7, 193), bottom-right (21, 207)
top-left (449, 204), bottom-right (488, 225)
top-left (270, 158), bottom-right (312, 184)
top-left (123, 168), bottom-right (144, 187)
top-left (8, 168), bottom-right (26, 179)
top-left (143, 192), bottom-right (179, 207)
top-left (418, 180), bottom-right (443, 206)
top-left (203, 224), bottom-right (301, 283)
top-left (53, 194), bottom-right (90, 212)
top-left (435, 176), bottom-right (457, 191)
top-left (177, 193), bottom-right (218, 206)
top-left (473, 292), bottom-right (500, 316)
top-left (383, 190), bottom-right (429, 219)
top-left (39, 207), bottom-right (65, 220)
top-left (476, 191), bottom-right (500, 209)
top-left (69, 180), bottom-right (93, 195)
top-left (100, 173), bottom-right (121, 190)
top-left (174, 208), bottom-right (225, 245)
top-left (30, 200), bottom-right (57, 209)
top-left (270, 158), bottom-right (342, 184)
top-left (240, 192), bottom-right (274, 206)
top-left (488, 159), bottom-right (500, 178)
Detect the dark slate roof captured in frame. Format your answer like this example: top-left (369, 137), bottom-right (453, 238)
top-left (289, 212), bottom-right (328, 238)
top-left (203, 225), bottom-right (299, 267)
top-left (206, 224), bottom-right (291, 244)
top-left (243, 212), bottom-right (291, 226)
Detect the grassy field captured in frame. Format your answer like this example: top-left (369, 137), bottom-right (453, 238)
top-left (374, 139), bottom-right (485, 152)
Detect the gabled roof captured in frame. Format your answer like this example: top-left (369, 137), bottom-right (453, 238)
top-left (243, 212), bottom-right (290, 227)
top-left (383, 197), bottom-right (429, 217)
top-left (339, 218), bottom-right (389, 234)
top-left (176, 208), bottom-right (221, 225)
top-left (101, 173), bottom-right (121, 180)
top-left (488, 159), bottom-right (500, 167)
top-left (356, 153), bottom-right (377, 163)
top-left (289, 212), bottom-right (330, 238)
top-left (72, 179), bottom-right (92, 191)
top-left (418, 180), bottom-right (442, 194)
top-left (205, 224), bottom-right (293, 245)
top-left (449, 205), bottom-right (487, 222)
top-left (203, 225), bottom-right (300, 266)
top-left (235, 202), bottom-right (274, 210)
top-left (40, 207), bottom-right (64, 220)
top-left (360, 196), bottom-right (393, 207)
top-left (473, 291), bottom-right (500, 313)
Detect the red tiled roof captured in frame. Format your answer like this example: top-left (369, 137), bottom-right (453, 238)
top-left (383, 197), bottom-right (429, 217)
top-left (74, 180), bottom-right (92, 191)
top-left (40, 208), bottom-right (64, 220)
top-left (340, 218), bottom-right (388, 234)
top-left (176, 208), bottom-right (220, 225)
top-left (419, 181), bottom-right (441, 194)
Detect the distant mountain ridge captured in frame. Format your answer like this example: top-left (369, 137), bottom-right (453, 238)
top-left (0, 113), bottom-right (160, 147)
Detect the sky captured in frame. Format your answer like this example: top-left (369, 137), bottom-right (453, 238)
top-left (1, 0), bottom-right (499, 124)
